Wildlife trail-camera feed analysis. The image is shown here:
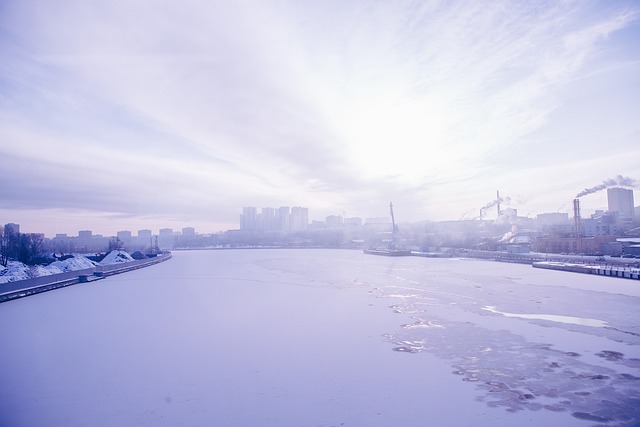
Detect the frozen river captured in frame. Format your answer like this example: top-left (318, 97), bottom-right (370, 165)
top-left (1, 249), bottom-right (639, 426)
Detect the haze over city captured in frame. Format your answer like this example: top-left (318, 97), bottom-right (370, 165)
top-left (1, 1), bottom-right (639, 237)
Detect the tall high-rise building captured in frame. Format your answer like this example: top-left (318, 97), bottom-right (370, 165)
top-left (277, 206), bottom-right (290, 231)
top-left (326, 215), bottom-right (343, 227)
top-left (607, 187), bottom-right (634, 221)
top-left (137, 229), bottom-right (152, 240)
top-left (260, 207), bottom-right (275, 231)
top-left (117, 230), bottom-right (132, 241)
top-left (182, 227), bottom-right (196, 236)
top-left (290, 207), bottom-right (309, 231)
top-left (158, 228), bottom-right (175, 249)
top-left (137, 229), bottom-right (153, 248)
top-left (241, 207), bottom-right (258, 230)
top-left (78, 230), bottom-right (92, 240)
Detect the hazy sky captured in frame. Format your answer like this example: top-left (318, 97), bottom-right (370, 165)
top-left (1, 0), bottom-right (639, 236)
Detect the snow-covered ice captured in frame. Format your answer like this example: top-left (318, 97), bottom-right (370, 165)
top-left (0, 249), bottom-right (638, 426)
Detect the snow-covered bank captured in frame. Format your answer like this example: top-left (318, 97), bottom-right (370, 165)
top-left (1, 249), bottom-right (638, 426)
top-left (0, 251), bottom-right (171, 304)
top-left (0, 251), bottom-right (145, 285)
top-left (0, 255), bottom-right (96, 284)
top-left (534, 261), bottom-right (640, 279)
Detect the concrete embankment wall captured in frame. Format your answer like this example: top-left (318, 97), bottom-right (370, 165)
top-left (0, 253), bottom-right (172, 303)
top-left (459, 250), bottom-right (549, 265)
top-left (532, 262), bottom-right (640, 280)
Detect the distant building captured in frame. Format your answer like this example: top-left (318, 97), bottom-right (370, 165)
top-left (582, 213), bottom-right (619, 237)
top-left (536, 213), bottom-right (569, 226)
top-left (136, 229), bottom-right (153, 249)
top-left (78, 230), bottom-right (92, 240)
top-left (277, 206), bottom-right (290, 231)
top-left (117, 230), bottom-right (132, 241)
top-left (138, 229), bottom-right (152, 240)
top-left (344, 217), bottom-right (363, 227)
top-left (325, 215), bottom-right (343, 227)
top-left (608, 187), bottom-right (634, 223)
top-left (241, 207), bottom-right (258, 230)
top-left (290, 207), bottom-right (309, 231)
top-left (260, 207), bottom-right (276, 231)
top-left (182, 227), bottom-right (196, 236)
top-left (365, 217), bottom-right (389, 224)
top-left (158, 228), bottom-right (175, 249)
top-left (240, 205), bottom-right (310, 232)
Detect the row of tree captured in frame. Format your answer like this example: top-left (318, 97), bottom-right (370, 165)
top-left (0, 227), bottom-right (130, 268)
top-left (0, 228), bottom-right (47, 267)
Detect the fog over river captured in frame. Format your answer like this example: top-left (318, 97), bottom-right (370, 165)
top-left (1, 249), bottom-right (639, 426)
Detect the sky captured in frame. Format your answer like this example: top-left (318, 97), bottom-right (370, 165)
top-left (1, 0), bottom-right (639, 237)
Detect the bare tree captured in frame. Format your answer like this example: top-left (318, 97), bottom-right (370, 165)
top-left (16, 233), bottom-right (46, 265)
top-left (108, 237), bottom-right (123, 252)
top-left (0, 227), bottom-right (7, 267)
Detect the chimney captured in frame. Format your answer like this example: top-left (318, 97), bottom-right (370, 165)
top-left (573, 198), bottom-right (582, 238)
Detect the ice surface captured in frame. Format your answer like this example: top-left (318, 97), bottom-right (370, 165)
top-left (482, 306), bottom-right (608, 327)
top-left (0, 250), bottom-right (638, 426)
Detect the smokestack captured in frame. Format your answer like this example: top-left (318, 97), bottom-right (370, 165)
top-left (497, 190), bottom-right (501, 218)
top-left (479, 209), bottom-right (483, 221)
top-left (573, 198), bottom-right (581, 238)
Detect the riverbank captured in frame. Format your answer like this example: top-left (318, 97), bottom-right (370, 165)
top-left (455, 249), bottom-right (640, 280)
top-left (533, 261), bottom-right (640, 280)
top-left (0, 252), bottom-right (172, 303)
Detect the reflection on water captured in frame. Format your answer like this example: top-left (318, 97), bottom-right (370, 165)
top-left (482, 306), bottom-right (608, 327)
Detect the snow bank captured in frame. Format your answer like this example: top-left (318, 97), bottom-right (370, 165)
top-left (100, 250), bottom-right (135, 265)
top-left (49, 256), bottom-right (96, 272)
top-left (0, 255), bottom-right (96, 284)
top-left (0, 262), bottom-right (63, 283)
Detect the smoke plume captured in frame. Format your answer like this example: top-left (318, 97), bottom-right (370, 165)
top-left (575, 175), bottom-right (638, 198)
top-left (480, 195), bottom-right (511, 211)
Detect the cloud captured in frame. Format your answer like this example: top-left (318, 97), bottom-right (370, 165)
top-left (0, 0), bottom-right (638, 234)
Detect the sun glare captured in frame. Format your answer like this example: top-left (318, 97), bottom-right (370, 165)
top-left (339, 96), bottom-right (462, 181)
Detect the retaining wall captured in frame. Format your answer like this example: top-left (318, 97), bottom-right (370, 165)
top-left (0, 253), bottom-right (172, 303)
top-left (532, 261), bottom-right (640, 280)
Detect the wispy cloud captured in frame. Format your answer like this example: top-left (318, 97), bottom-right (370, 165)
top-left (0, 0), bottom-right (638, 234)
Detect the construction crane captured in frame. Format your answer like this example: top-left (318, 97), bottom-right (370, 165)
top-left (389, 202), bottom-right (398, 233)
top-left (389, 202), bottom-right (399, 249)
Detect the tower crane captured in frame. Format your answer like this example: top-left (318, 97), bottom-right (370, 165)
top-left (389, 202), bottom-right (398, 249)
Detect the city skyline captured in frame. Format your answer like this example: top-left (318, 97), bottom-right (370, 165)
top-left (1, 1), bottom-right (639, 236)
top-left (4, 185), bottom-right (638, 239)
